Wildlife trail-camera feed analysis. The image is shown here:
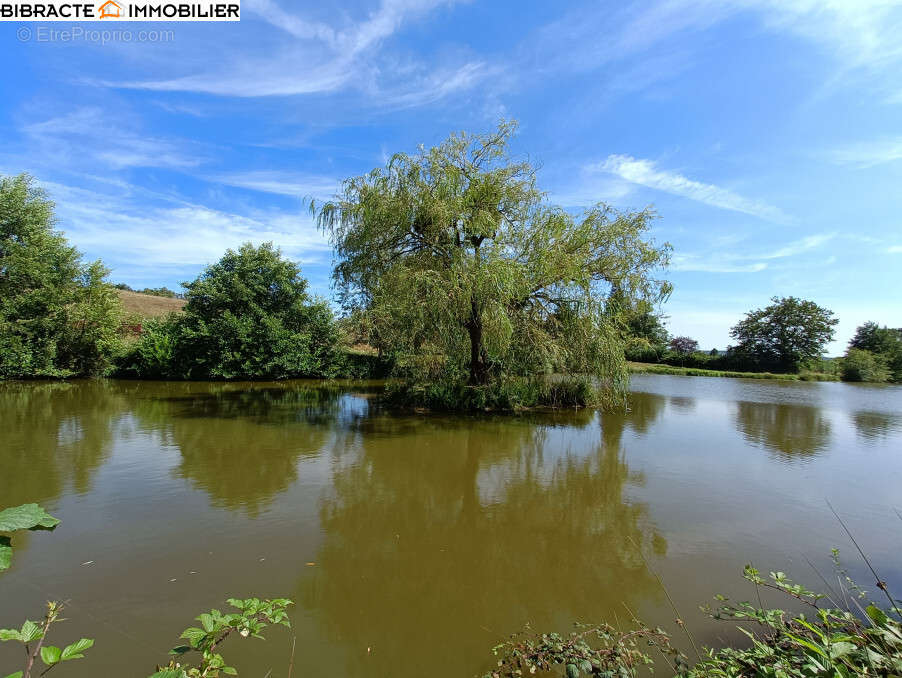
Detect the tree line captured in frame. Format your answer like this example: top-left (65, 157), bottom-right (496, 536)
top-left (621, 296), bottom-right (900, 383)
top-left (1, 122), bottom-right (898, 404)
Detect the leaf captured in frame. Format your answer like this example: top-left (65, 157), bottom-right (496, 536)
top-left (40, 645), bottom-right (62, 666)
top-left (168, 645), bottom-right (192, 655)
top-left (0, 504), bottom-right (60, 532)
top-left (0, 628), bottom-right (22, 642)
top-left (565, 664), bottom-right (579, 678)
top-left (0, 536), bottom-right (11, 571)
top-left (197, 613), bottom-right (215, 632)
top-left (4, 672), bottom-right (24, 678)
top-left (867, 605), bottom-right (889, 627)
top-left (222, 667), bottom-right (237, 675)
top-left (19, 621), bottom-right (43, 643)
top-left (829, 641), bottom-right (856, 659)
top-left (61, 638), bottom-right (93, 660)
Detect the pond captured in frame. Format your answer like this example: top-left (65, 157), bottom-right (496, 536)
top-left (1, 375), bottom-right (901, 677)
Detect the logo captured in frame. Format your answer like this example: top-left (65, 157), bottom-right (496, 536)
top-left (98, 0), bottom-right (120, 17)
top-left (0, 0), bottom-right (239, 20)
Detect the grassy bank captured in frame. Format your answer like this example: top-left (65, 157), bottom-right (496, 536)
top-left (628, 361), bottom-right (839, 381)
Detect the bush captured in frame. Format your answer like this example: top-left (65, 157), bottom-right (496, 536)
top-left (0, 174), bottom-right (122, 379)
top-left (384, 376), bottom-right (602, 411)
top-left (118, 243), bottom-right (347, 380)
top-left (841, 348), bottom-right (890, 383)
top-left (117, 315), bottom-right (183, 379)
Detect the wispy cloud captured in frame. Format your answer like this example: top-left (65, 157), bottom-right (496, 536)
top-left (760, 233), bottom-right (835, 259)
top-left (829, 137), bottom-right (902, 168)
top-left (42, 181), bottom-right (329, 272)
top-left (671, 232), bottom-right (834, 273)
top-left (22, 108), bottom-right (202, 170)
top-left (595, 155), bottom-right (788, 222)
top-left (104, 0), bottom-right (485, 105)
top-left (671, 255), bottom-right (767, 273)
top-left (889, 245), bottom-right (902, 254)
top-left (212, 171), bottom-right (338, 199)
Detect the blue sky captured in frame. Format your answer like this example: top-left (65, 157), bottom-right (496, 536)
top-left (2, 0), bottom-right (901, 353)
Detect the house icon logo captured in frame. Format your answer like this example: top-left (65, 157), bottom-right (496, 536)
top-left (98, 0), bottom-right (122, 18)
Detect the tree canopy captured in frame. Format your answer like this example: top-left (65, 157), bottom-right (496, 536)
top-left (121, 242), bottom-right (345, 380)
top-left (315, 121), bottom-right (671, 404)
top-left (843, 321), bottom-right (902, 383)
top-left (729, 296), bottom-right (837, 372)
top-left (0, 174), bottom-right (122, 378)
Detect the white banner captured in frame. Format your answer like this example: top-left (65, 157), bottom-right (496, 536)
top-left (1, 0), bottom-right (239, 20)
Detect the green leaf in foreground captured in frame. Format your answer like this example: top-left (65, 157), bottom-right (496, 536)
top-left (0, 504), bottom-right (60, 532)
top-left (39, 645), bottom-right (62, 666)
top-left (61, 638), bottom-right (94, 660)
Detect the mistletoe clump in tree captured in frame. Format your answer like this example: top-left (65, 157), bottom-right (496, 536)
top-left (315, 122), bottom-right (671, 409)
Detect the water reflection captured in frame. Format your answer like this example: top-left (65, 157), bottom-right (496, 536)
top-left (0, 380), bottom-right (121, 508)
top-left (851, 411), bottom-right (902, 441)
top-left (295, 406), bottom-right (665, 678)
top-left (128, 383), bottom-right (349, 516)
top-left (734, 400), bottom-right (831, 458)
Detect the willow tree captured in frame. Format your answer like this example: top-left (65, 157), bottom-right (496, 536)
top-left (315, 122), bottom-right (670, 404)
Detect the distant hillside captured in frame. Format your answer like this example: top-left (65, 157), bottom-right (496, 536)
top-left (118, 289), bottom-right (186, 318)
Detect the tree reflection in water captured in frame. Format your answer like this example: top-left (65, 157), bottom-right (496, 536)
top-left (0, 380), bottom-right (121, 508)
top-left (734, 400), bottom-right (831, 458)
top-left (295, 402), bottom-right (666, 678)
top-left (129, 382), bottom-right (353, 516)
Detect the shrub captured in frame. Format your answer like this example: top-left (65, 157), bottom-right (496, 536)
top-left (118, 243), bottom-right (347, 380)
top-left (384, 375), bottom-right (603, 411)
top-left (841, 348), bottom-right (890, 383)
top-left (117, 315), bottom-right (183, 379)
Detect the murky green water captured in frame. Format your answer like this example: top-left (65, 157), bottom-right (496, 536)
top-left (1, 376), bottom-right (901, 677)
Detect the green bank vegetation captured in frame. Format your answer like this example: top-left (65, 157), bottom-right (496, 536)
top-left (4, 502), bottom-right (901, 677)
top-left (1, 123), bottom-right (898, 404)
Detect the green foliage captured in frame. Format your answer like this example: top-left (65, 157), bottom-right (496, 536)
top-left (687, 565), bottom-right (902, 677)
top-left (613, 293), bottom-right (670, 362)
top-left (484, 622), bottom-right (683, 678)
top-left (118, 315), bottom-right (183, 379)
top-left (151, 597), bottom-right (293, 678)
top-left (0, 503), bottom-right (60, 571)
top-left (0, 174), bottom-right (123, 379)
top-left (315, 121), bottom-right (670, 408)
top-left (118, 243), bottom-right (346, 380)
top-left (844, 322), bottom-right (902, 382)
top-left (729, 296), bottom-right (838, 373)
top-left (385, 375), bottom-right (600, 411)
top-left (138, 287), bottom-right (179, 298)
top-left (488, 559), bottom-right (902, 678)
top-left (841, 348), bottom-right (891, 383)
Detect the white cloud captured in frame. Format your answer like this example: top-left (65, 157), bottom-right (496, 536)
top-left (104, 0), bottom-right (484, 105)
top-left (213, 171), bottom-right (338, 199)
top-left (760, 233), bottom-right (835, 259)
top-left (670, 232), bottom-right (834, 273)
top-left (671, 255), bottom-right (767, 273)
top-left (42, 181), bottom-right (329, 271)
top-left (22, 108), bottom-right (201, 170)
top-left (830, 138), bottom-right (902, 168)
top-left (889, 245), bottom-right (902, 254)
top-left (596, 155), bottom-right (788, 222)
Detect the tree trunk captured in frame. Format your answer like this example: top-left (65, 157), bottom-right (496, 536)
top-left (467, 299), bottom-right (489, 385)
